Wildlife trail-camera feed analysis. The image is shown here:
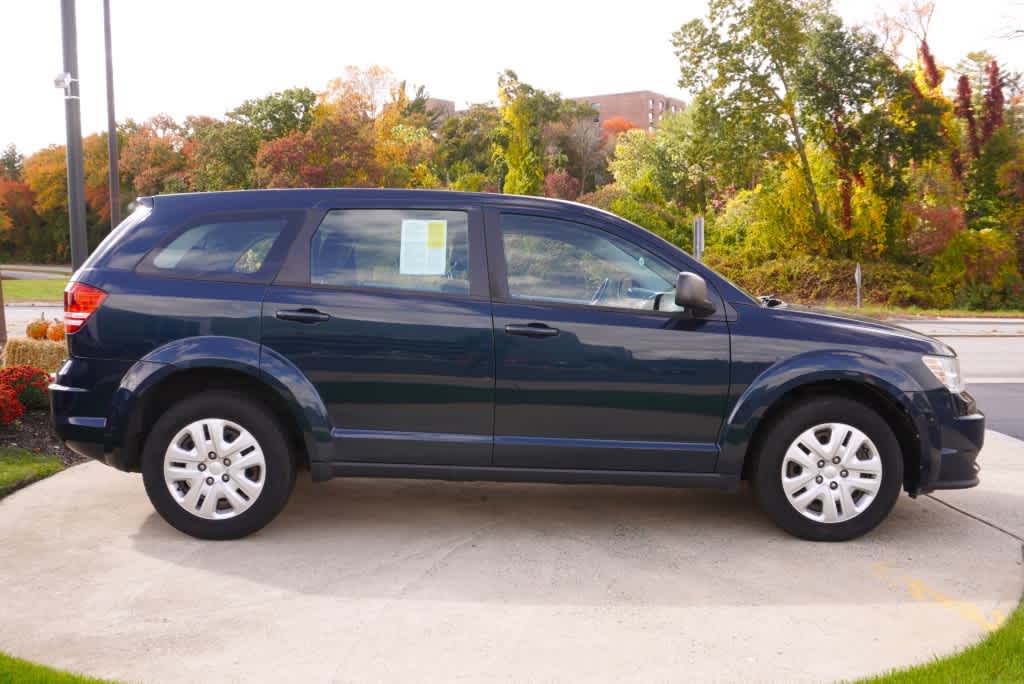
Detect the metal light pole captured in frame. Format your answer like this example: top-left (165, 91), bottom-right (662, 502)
top-left (58, 0), bottom-right (88, 269)
top-left (103, 0), bottom-right (121, 227)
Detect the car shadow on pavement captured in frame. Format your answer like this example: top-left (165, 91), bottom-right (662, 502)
top-left (128, 475), bottom-right (1012, 607)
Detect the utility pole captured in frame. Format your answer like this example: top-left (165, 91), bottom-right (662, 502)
top-left (103, 0), bottom-right (120, 227)
top-left (58, 0), bottom-right (88, 270)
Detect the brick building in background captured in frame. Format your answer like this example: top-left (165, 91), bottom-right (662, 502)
top-left (571, 90), bottom-right (686, 132)
top-left (424, 98), bottom-right (456, 124)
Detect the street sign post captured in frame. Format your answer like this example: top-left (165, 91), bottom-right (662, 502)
top-left (693, 215), bottom-right (704, 262)
top-left (855, 262), bottom-right (863, 309)
top-left (58, 0), bottom-right (88, 270)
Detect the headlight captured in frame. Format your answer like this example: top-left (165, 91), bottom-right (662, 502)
top-left (922, 355), bottom-right (965, 393)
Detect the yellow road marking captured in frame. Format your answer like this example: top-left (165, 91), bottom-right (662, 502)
top-left (871, 562), bottom-right (1008, 632)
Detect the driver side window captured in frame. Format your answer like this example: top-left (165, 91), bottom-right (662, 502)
top-left (500, 213), bottom-right (678, 310)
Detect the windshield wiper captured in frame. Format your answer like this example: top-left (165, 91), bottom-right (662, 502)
top-left (759, 294), bottom-right (786, 308)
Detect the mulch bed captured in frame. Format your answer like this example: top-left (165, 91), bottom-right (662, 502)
top-left (0, 409), bottom-right (85, 466)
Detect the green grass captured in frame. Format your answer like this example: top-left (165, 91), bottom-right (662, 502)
top-left (0, 652), bottom-right (114, 683)
top-left (0, 447), bottom-right (62, 498)
top-left (860, 599), bottom-right (1024, 683)
top-left (1, 279), bottom-right (67, 303)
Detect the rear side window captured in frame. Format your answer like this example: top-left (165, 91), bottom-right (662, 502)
top-left (142, 216), bottom-right (291, 280)
top-left (311, 209), bottom-right (470, 295)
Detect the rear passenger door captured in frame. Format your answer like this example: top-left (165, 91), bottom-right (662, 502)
top-left (260, 201), bottom-right (494, 466)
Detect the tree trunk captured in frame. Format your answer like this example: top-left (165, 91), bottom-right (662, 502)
top-left (787, 113), bottom-right (824, 226)
top-left (837, 168), bottom-right (853, 235)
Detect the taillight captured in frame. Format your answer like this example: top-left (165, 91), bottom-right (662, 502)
top-left (64, 282), bottom-right (107, 334)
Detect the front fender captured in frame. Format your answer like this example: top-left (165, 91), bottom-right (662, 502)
top-left (108, 336), bottom-right (332, 466)
top-left (717, 349), bottom-right (936, 478)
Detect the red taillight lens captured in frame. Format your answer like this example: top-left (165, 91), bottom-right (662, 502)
top-left (64, 282), bottom-right (107, 334)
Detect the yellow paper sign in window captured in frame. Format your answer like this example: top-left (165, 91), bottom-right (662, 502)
top-left (427, 221), bottom-right (446, 249)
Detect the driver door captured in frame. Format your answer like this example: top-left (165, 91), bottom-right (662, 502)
top-left (488, 210), bottom-right (731, 473)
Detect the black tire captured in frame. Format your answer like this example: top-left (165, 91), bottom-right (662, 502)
top-left (752, 397), bottom-right (904, 542)
top-left (141, 391), bottom-right (296, 540)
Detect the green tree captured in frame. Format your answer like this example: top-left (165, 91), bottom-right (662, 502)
top-left (493, 70), bottom-right (577, 195)
top-left (434, 104), bottom-right (502, 186)
top-left (494, 70), bottom-right (547, 195)
top-left (795, 16), bottom-right (944, 246)
top-left (1, 144), bottom-right (23, 181)
top-left (187, 120), bottom-right (260, 190)
top-left (227, 87), bottom-right (317, 141)
top-left (673, 0), bottom-right (826, 225)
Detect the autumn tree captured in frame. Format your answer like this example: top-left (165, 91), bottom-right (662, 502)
top-left (601, 116), bottom-right (638, 138)
top-left (373, 83), bottom-right (440, 188)
top-left (23, 146), bottom-right (71, 261)
top-left (119, 115), bottom-right (188, 195)
top-left (0, 179), bottom-right (40, 259)
top-left (955, 75), bottom-right (981, 160)
top-left (254, 105), bottom-right (377, 188)
top-left (980, 60), bottom-right (1005, 146)
top-left (319, 65), bottom-right (395, 120)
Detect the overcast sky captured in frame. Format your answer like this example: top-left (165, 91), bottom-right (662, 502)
top-left (2, 0), bottom-right (1022, 156)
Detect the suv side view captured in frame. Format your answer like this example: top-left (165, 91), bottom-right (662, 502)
top-left (51, 189), bottom-right (984, 541)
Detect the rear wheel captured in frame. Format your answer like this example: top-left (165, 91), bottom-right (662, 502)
top-left (752, 397), bottom-right (904, 541)
top-left (141, 391), bottom-right (296, 540)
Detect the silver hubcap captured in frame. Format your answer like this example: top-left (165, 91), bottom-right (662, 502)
top-left (780, 422), bottom-right (883, 524)
top-left (163, 418), bottom-right (266, 520)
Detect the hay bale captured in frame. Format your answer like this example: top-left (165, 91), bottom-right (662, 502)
top-left (2, 337), bottom-right (69, 373)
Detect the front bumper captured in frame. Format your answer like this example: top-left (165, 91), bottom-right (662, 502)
top-left (920, 389), bottom-right (983, 492)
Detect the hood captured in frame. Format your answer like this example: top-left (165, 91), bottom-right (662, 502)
top-left (768, 303), bottom-right (955, 356)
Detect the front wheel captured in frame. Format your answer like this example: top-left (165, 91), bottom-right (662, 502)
top-left (141, 391), bottom-right (296, 540)
top-left (752, 397), bottom-right (904, 541)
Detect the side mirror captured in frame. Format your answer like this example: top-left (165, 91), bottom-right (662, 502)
top-left (675, 272), bottom-right (716, 317)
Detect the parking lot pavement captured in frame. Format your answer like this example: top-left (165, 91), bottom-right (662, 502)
top-left (932, 430), bottom-right (1024, 541)
top-left (1, 440), bottom-right (1021, 684)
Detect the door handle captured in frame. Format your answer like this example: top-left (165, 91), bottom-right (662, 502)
top-left (276, 308), bottom-right (331, 324)
top-left (505, 323), bottom-right (559, 338)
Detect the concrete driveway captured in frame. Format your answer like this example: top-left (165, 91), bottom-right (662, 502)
top-left (1, 432), bottom-right (1021, 683)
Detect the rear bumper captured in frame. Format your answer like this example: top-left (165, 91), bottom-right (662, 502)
top-left (919, 390), bottom-right (984, 492)
top-left (49, 357), bottom-right (140, 471)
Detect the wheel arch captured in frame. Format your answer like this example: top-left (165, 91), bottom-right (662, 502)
top-left (719, 351), bottom-right (935, 494)
top-left (109, 336), bottom-right (332, 473)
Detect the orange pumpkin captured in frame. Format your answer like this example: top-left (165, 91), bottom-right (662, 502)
top-left (46, 319), bottom-right (66, 341)
top-left (26, 317), bottom-right (49, 340)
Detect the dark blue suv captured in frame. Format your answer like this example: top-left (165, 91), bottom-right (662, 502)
top-left (51, 189), bottom-right (983, 541)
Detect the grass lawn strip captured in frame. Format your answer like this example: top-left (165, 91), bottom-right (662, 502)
top-left (859, 598), bottom-right (1024, 683)
top-left (0, 447), bottom-right (62, 498)
top-left (0, 651), bottom-right (115, 683)
top-left (1, 279), bottom-right (67, 303)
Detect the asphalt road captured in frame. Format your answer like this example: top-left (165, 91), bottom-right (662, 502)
top-left (0, 264), bottom-right (72, 281)
top-left (964, 384), bottom-right (1024, 439)
top-left (894, 319), bottom-right (1024, 440)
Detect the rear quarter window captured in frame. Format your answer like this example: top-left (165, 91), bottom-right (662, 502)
top-left (138, 213), bottom-right (297, 282)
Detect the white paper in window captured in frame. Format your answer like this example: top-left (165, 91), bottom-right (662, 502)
top-left (400, 219), bottom-right (447, 275)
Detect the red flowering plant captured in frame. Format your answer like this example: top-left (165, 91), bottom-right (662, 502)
top-left (0, 384), bottom-right (25, 426)
top-left (0, 365), bottom-right (50, 410)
